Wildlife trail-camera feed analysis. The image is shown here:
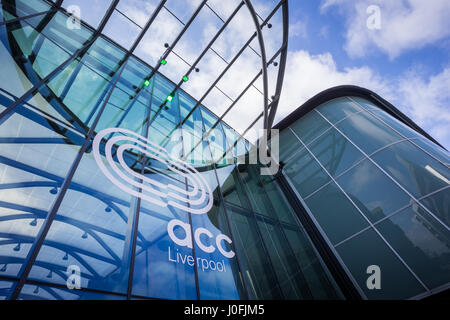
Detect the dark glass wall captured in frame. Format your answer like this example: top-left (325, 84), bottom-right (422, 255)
top-left (0, 0), bottom-right (341, 300)
top-left (280, 96), bottom-right (450, 299)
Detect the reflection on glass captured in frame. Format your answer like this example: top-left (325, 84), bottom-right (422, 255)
top-left (284, 148), bottom-right (331, 198)
top-left (238, 164), bottom-right (275, 218)
top-left (0, 281), bottom-right (14, 300)
top-left (19, 283), bottom-right (125, 300)
top-left (372, 140), bottom-right (450, 199)
top-left (260, 174), bottom-right (297, 225)
top-left (276, 128), bottom-right (303, 163)
top-left (317, 97), bottom-right (362, 124)
top-left (257, 215), bottom-right (311, 299)
top-left (192, 202), bottom-right (246, 300)
top-left (289, 111), bottom-right (330, 146)
top-left (226, 204), bottom-right (283, 299)
top-left (283, 225), bottom-right (342, 299)
top-left (337, 159), bottom-right (412, 223)
top-left (419, 188), bottom-right (449, 228)
top-left (305, 182), bottom-right (369, 245)
top-left (336, 109), bottom-right (401, 155)
top-left (309, 127), bottom-right (364, 177)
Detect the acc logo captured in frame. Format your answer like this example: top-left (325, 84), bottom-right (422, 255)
top-left (93, 128), bottom-right (213, 214)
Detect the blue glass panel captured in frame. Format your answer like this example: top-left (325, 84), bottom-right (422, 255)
top-left (0, 281), bottom-right (15, 300)
top-left (19, 283), bottom-right (125, 300)
top-left (191, 203), bottom-right (246, 300)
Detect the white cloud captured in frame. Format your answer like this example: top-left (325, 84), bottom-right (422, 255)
top-left (321, 0), bottom-right (450, 59)
top-left (275, 49), bottom-right (450, 149)
top-left (275, 49), bottom-right (392, 122)
top-left (289, 20), bottom-right (307, 39)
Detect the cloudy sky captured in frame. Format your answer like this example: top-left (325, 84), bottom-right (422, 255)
top-left (67, 0), bottom-right (450, 149)
top-left (284, 0), bottom-right (450, 149)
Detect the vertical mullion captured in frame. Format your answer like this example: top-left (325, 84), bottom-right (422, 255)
top-left (253, 165), bottom-right (313, 299)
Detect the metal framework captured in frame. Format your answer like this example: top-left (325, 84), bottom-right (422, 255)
top-left (0, 0), bottom-right (291, 300)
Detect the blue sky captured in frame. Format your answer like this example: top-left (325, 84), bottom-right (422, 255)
top-left (281, 0), bottom-right (450, 149)
top-left (67, 0), bottom-right (450, 149)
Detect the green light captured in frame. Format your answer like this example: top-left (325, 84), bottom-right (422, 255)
top-left (144, 79), bottom-right (150, 87)
top-left (182, 75), bottom-right (189, 82)
top-left (160, 59), bottom-right (167, 65)
top-left (166, 94), bottom-right (173, 102)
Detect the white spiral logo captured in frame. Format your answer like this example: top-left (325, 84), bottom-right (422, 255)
top-left (93, 128), bottom-right (213, 214)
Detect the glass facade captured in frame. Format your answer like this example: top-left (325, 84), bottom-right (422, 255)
top-left (1, 0), bottom-right (448, 301)
top-left (0, 0), bottom-right (340, 300)
top-left (281, 96), bottom-right (450, 299)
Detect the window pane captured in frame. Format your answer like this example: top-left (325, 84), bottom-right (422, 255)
top-left (317, 97), bottom-right (362, 124)
top-left (19, 283), bottom-right (125, 300)
top-left (217, 166), bottom-right (251, 209)
top-left (372, 140), bottom-right (450, 199)
top-left (131, 177), bottom-right (198, 299)
top-left (412, 138), bottom-right (450, 167)
top-left (305, 182), bottom-right (369, 245)
top-left (260, 175), bottom-right (297, 225)
top-left (226, 205), bottom-right (283, 299)
top-left (238, 164), bottom-right (275, 218)
top-left (62, 0), bottom-right (113, 29)
top-left (419, 187), bottom-right (449, 228)
top-left (276, 129), bottom-right (303, 164)
top-left (336, 110), bottom-right (402, 155)
top-left (0, 281), bottom-right (15, 300)
top-left (336, 228), bottom-right (425, 299)
top-left (257, 216), bottom-right (310, 299)
top-left (289, 111), bottom-right (331, 146)
top-left (283, 226), bottom-right (342, 299)
top-left (102, 9), bottom-right (141, 50)
top-left (369, 109), bottom-right (423, 140)
top-left (192, 203), bottom-right (246, 300)
top-left (350, 96), bottom-right (378, 111)
top-left (337, 159), bottom-right (413, 223)
top-left (309, 127), bottom-right (364, 177)
top-left (376, 204), bottom-right (450, 289)
top-left (284, 148), bottom-right (331, 198)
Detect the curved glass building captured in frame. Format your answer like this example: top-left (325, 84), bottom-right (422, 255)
top-left (0, 0), bottom-right (449, 300)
